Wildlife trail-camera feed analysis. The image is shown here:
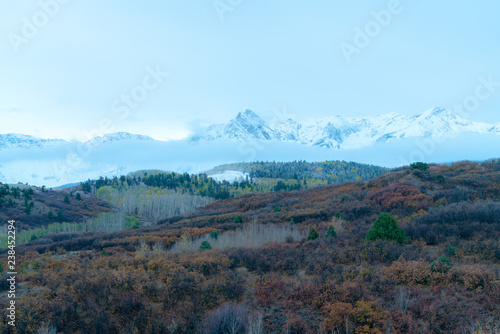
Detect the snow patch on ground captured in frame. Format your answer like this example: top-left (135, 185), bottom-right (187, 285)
top-left (208, 170), bottom-right (249, 183)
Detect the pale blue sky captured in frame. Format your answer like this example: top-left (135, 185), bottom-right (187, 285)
top-left (1, 0), bottom-right (499, 140)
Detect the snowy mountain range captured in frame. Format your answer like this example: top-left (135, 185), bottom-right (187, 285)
top-left (0, 107), bottom-right (499, 187)
top-left (189, 108), bottom-right (500, 149)
top-left (0, 133), bottom-right (66, 150)
top-left (85, 132), bottom-right (154, 147)
top-left (1, 108), bottom-right (498, 151)
top-left (0, 132), bottom-right (154, 150)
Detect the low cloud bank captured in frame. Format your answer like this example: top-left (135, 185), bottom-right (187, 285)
top-left (0, 133), bottom-right (498, 187)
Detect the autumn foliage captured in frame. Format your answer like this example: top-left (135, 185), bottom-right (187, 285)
top-left (0, 160), bottom-right (499, 333)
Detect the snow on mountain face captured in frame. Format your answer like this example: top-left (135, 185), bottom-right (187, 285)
top-left (0, 134), bottom-right (65, 149)
top-left (189, 107), bottom-right (500, 149)
top-left (488, 123), bottom-right (500, 134)
top-left (0, 132), bottom-right (154, 150)
top-left (225, 110), bottom-right (274, 140)
top-left (189, 110), bottom-right (277, 142)
top-left (85, 132), bottom-right (154, 147)
top-left (1, 110), bottom-right (497, 153)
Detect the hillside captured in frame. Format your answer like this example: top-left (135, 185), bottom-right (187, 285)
top-left (0, 159), bottom-right (387, 249)
top-left (0, 160), bottom-right (499, 333)
top-left (0, 183), bottom-right (112, 230)
top-left (206, 160), bottom-right (389, 184)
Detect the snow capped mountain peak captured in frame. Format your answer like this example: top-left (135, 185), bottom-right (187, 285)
top-left (237, 109), bottom-right (262, 121)
top-left (232, 109), bottom-right (266, 128)
top-left (190, 108), bottom-right (500, 149)
top-left (219, 109), bottom-right (274, 141)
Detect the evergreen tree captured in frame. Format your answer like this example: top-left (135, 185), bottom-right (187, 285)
top-left (445, 245), bottom-right (457, 257)
top-left (326, 226), bottom-right (337, 238)
top-left (81, 180), bottom-right (92, 193)
top-left (431, 256), bottom-right (451, 273)
top-left (57, 210), bottom-right (64, 222)
top-left (307, 227), bottom-right (319, 241)
top-left (233, 216), bottom-right (244, 224)
top-left (11, 187), bottom-right (20, 199)
top-left (410, 162), bottom-right (429, 171)
top-left (63, 195), bottom-right (70, 204)
top-left (200, 241), bottom-right (212, 250)
top-left (366, 213), bottom-right (407, 243)
top-left (47, 211), bottom-right (54, 220)
top-left (127, 216), bottom-right (140, 229)
top-left (333, 211), bottom-right (344, 219)
top-left (209, 231), bottom-right (219, 239)
top-left (75, 192), bottom-right (82, 201)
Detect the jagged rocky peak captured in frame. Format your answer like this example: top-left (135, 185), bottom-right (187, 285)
top-left (224, 109), bottom-right (274, 140)
top-left (236, 109), bottom-right (263, 121)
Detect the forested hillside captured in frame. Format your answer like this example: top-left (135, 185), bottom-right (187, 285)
top-left (3, 160), bottom-right (383, 249)
top-left (1, 160), bottom-right (499, 333)
top-left (208, 160), bottom-right (390, 183)
top-left (83, 160), bottom-right (390, 202)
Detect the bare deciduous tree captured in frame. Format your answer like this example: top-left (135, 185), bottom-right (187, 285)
top-left (201, 303), bottom-right (248, 334)
top-left (37, 322), bottom-right (57, 334)
top-left (247, 311), bottom-right (264, 334)
top-left (98, 185), bottom-right (214, 223)
top-left (171, 221), bottom-right (307, 253)
top-left (396, 287), bottom-right (411, 315)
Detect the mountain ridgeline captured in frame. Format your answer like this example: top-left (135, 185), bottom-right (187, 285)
top-left (1, 107), bottom-right (499, 153)
top-left (189, 108), bottom-right (500, 149)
